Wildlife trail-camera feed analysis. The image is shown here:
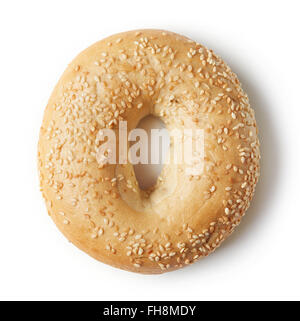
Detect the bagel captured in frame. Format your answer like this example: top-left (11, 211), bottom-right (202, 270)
top-left (38, 29), bottom-right (260, 274)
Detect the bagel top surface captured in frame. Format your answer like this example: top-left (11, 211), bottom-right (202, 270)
top-left (38, 29), bottom-right (260, 274)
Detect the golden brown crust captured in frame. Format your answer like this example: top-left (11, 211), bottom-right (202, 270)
top-left (38, 29), bottom-right (260, 274)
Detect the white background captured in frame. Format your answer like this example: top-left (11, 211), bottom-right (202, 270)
top-left (0, 0), bottom-right (299, 301)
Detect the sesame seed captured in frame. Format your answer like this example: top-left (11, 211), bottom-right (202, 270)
top-left (241, 182), bottom-right (248, 188)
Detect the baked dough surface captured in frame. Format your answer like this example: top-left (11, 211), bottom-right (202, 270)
top-left (38, 29), bottom-right (260, 273)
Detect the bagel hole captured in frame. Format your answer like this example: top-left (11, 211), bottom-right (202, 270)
top-left (131, 115), bottom-right (170, 191)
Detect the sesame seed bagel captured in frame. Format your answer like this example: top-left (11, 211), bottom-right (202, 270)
top-left (38, 29), bottom-right (260, 274)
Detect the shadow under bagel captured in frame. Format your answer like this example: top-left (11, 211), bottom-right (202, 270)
top-left (159, 33), bottom-right (281, 275)
top-left (128, 66), bottom-right (276, 276)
